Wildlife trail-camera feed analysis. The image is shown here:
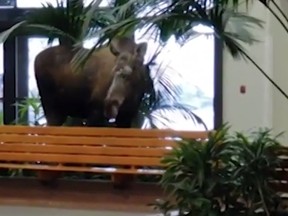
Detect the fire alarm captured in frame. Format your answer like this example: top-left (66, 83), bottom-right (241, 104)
top-left (240, 85), bottom-right (246, 94)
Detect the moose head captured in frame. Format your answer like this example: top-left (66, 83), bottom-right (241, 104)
top-left (103, 37), bottom-right (148, 121)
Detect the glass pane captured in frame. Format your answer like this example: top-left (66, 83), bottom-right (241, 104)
top-left (136, 29), bottom-right (215, 131)
top-left (17, 0), bottom-right (65, 8)
top-left (84, 0), bottom-right (110, 7)
top-left (27, 37), bottom-right (103, 125)
top-left (17, 0), bottom-right (109, 8)
top-left (0, 0), bottom-right (15, 8)
top-left (27, 38), bottom-right (58, 125)
top-left (28, 38), bottom-right (58, 97)
top-left (27, 34), bottom-right (214, 130)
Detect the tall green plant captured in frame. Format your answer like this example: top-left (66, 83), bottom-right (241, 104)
top-left (229, 129), bottom-right (283, 215)
top-left (150, 125), bottom-right (284, 215)
top-left (1, 0), bottom-right (112, 46)
top-left (68, 0), bottom-right (288, 101)
top-left (0, 111), bottom-right (3, 125)
top-left (13, 94), bottom-right (44, 125)
top-left (71, 0), bottom-right (264, 67)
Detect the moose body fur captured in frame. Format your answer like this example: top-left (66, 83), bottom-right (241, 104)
top-left (34, 37), bottom-right (150, 127)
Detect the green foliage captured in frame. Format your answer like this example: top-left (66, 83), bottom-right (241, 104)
top-left (14, 95), bottom-right (44, 126)
top-left (132, 70), bottom-right (208, 129)
top-left (72, 0), bottom-right (264, 68)
top-left (150, 125), bottom-right (284, 216)
top-left (0, 0), bottom-right (114, 46)
top-left (0, 111), bottom-right (3, 125)
top-left (70, 0), bottom-right (288, 101)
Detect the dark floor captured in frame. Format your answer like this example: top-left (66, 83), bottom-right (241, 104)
top-left (0, 205), bottom-right (152, 216)
top-left (0, 178), bottom-right (163, 214)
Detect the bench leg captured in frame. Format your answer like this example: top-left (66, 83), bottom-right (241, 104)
top-left (112, 174), bottom-right (135, 189)
top-left (37, 170), bottom-right (61, 188)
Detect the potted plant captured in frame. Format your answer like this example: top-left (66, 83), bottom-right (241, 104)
top-left (150, 125), bottom-right (284, 215)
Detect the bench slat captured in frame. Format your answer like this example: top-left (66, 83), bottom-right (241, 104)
top-left (0, 144), bottom-right (171, 157)
top-left (0, 153), bottom-right (163, 166)
top-left (0, 163), bottom-right (164, 175)
top-left (0, 135), bottom-right (178, 147)
top-left (0, 126), bottom-right (210, 139)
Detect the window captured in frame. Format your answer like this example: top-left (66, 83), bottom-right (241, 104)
top-left (16, 0), bottom-right (109, 8)
top-left (83, 0), bottom-right (110, 7)
top-left (25, 34), bottom-right (214, 130)
top-left (26, 36), bottom-right (103, 125)
top-left (16, 0), bottom-right (65, 8)
top-left (0, 1), bottom-right (221, 130)
top-left (0, 0), bottom-right (15, 8)
top-left (135, 27), bottom-right (215, 130)
top-left (27, 37), bottom-right (59, 125)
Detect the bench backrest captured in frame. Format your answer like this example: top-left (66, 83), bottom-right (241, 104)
top-left (0, 126), bottom-right (209, 174)
top-left (273, 148), bottom-right (288, 195)
top-left (0, 125), bottom-right (287, 193)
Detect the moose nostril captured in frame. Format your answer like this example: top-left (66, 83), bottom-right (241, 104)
top-left (104, 99), bottom-right (120, 119)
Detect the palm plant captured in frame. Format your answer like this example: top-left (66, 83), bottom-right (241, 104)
top-left (14, 95), bottom-right (44, 125)
top-left (0, 111), bottom-right (3, 125)
top-left (4, 0), bottom-right (108, 46)
top-left (150, 125), bottom-right (283, 216)
top-left (134, 67), bottom-right (209, 130)
top-left (69, 0), bottom-right (288, 101)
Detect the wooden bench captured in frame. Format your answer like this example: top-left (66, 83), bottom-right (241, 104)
top-left (0, 125), bottom-right (209, 187)
top-left (273, 148), bottom-right (288, 196)
top-left (1, 125), bottom-right (288, 193)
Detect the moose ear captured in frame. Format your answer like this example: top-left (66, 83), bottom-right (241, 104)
top-left (136, 42), bottom-right (148, 58)
top-left (110, 38), bottom-right (121, 56)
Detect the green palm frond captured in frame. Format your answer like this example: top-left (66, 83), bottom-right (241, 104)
top-left (0, 21), bottom-right (26, 42)
top-left (152, 66), bottom-right (183, 102)
top-left (0, 0), bottom-right (106, 45)
top-left (71, 0), bottom-right (264, 69)
top-left (145, 103), bottom-right (208, 130)
top-left (0, 21), bottom-right (78, 45)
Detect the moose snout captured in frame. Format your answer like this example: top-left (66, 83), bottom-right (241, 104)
top-left (104, 99), bottom-right (121, 120)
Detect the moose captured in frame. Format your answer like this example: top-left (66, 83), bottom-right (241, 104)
top-left (34, 36), bottom-right (153, 128)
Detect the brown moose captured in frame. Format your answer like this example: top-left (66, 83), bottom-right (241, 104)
top-left (34, 36), bottom-right (152, 128)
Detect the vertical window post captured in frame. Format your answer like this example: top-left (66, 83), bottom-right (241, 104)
top-left (3, 36), bottom-right (16, 124)
top-left (213, 37), bottom-right (223, 129)
top-left (15, 35), bottom-right (28, 124)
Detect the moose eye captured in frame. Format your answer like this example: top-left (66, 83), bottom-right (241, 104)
top-left (116, 66), bottom-right (132, 79)
top-left (116, 71), bottom-right (128, 79)
top-left (119, 73), bottom-right (130, 79)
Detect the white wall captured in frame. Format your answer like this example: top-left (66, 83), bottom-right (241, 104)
top-left (222, 1), bottom-right (288, 143)
top-left (223, 2), bottom-right (272, 130)
top-left (271, 1), bottom-right (288, 144)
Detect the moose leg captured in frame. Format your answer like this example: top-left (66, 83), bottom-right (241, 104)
top-left (45, 111), bottom-right (66, 126)
top-left (111, 113), bottom-right (136, 189)
top-left (37, 109), bottom-right (66, 188)
top-left (37, 92), bottom-right (67, 187)
top-left (115, 112), bottom-right (134, 128)
top-left (86, 110), bottom-right (106, 127)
